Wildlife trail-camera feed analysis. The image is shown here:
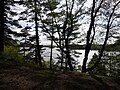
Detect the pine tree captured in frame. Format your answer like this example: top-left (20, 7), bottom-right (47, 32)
top-left (19, 25), bottom-right (31, 57)
top-left (4, 0), bottom-right (22, 46)
top-left (0, 0), bottom-right (22, 54)
top-left (17, 0), bottom-right (43, 66)
top-left (39, 0), bottom-right (85, 71)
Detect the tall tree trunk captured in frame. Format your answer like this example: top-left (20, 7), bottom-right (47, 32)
top-left (24, 35), bottom-right (27, 57)
top-left (65, 39), bottom-right (73, 71)
top-left (59, 36), bottom-right (64, 71)
top-left (34, 0), bottom-right (42, 66)
top-left (35, 46), bottom-right (38, 64)
top-left (60, 47), bottom-right (64, 71)
top-left (50, 17), bottom-right (54, 69)
top-left (50, 35), bottom-right (53, 69)
top-left (81, 0), bottom-right (96, 73)
top-left (83, 0), bottom-right (120, 73)
top-left (0, 0), bottom-right (4, 55)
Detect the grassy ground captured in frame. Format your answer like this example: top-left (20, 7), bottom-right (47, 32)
top-left (0, 62), bottom-right (120, 90)
top-left (1, 45), bottom-right (119, 90)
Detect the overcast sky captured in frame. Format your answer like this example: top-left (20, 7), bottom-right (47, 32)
top-left (11, 0), bottom-right (120, 45)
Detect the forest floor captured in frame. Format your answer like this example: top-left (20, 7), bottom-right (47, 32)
top-left (0, 63), bottom-right (120, 90)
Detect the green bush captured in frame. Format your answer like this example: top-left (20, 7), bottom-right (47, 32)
top-left (0, 46), bottom-right (25, 64)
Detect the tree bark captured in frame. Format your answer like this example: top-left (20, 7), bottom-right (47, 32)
top-left (82, 0), bottom-right (103, 73)
top-left (50, 34), bottom-right (53, 69)
top-left (82, 0), bottom-right (120, 73)
top-left (34, 0), bottom-right (42, 66)
top-left (0, 0), bottom-right (4, 55)
top-left (65, 39), bottom-right (73, 71)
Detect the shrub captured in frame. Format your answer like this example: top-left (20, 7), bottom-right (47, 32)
top-left (0, 45), bottom-right (25, 64)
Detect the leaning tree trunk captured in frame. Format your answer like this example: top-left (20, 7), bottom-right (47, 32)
top-left (0, 0), bottom-right (4, 55)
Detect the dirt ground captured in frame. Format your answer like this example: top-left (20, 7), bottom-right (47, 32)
top-left (0, 65), bottom-right (120, 90)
